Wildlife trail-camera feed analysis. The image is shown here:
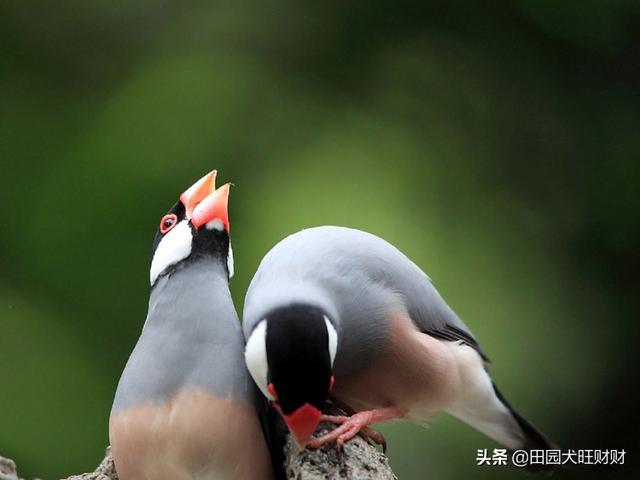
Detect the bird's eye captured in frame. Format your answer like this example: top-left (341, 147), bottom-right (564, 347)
top-left (159, 214), bottom-right (178, 234)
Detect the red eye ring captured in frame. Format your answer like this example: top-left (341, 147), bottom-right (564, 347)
top-left (159, 214), bottom-right (178, 234)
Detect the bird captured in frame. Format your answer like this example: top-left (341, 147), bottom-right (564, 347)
top-left (243, 225), bottom-right (557, 472)
top-left (110, 171), bottom-right (274, 480)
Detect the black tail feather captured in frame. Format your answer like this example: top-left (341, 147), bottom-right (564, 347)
top-left (492, 382), bottom-right (560, 474)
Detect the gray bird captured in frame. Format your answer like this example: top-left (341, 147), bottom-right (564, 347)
top-left (243, 226), bottom-right (556, 472)
top-left (110, 171), bottom-right (273, 480)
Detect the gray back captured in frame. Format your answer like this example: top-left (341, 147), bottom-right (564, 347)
top-left (243, 226), bottom-right (477, 375)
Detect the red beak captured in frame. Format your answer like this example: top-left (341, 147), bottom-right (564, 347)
top-left (282, 404), bottom-right (322, 449)
top-left (179, 171), bottom-right (231, 231)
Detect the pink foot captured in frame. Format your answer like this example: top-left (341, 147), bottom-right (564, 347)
top-left (308, 407), bottom-right (400, 450)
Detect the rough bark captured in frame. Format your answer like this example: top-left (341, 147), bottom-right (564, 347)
top-left (283, 421), bottom-right (396, 480)
top-left (0, 448), bottom-right (118, 480)
top-left (1, 423), bottom-right (395, 480)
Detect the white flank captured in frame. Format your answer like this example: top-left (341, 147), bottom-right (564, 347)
top-left (444, 342), bottom-right (524, 449)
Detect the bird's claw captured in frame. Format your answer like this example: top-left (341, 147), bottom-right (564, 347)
top-left (308, 413), bottom-right (387, 451)
top-left (361, 426), bottom-right (387, 453)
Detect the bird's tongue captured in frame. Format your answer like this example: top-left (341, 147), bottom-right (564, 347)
top-left (283, 404), bottom-right (322, 449)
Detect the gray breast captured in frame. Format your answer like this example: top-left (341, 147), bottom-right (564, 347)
top-left (112, 259), bottom-right (252, 413)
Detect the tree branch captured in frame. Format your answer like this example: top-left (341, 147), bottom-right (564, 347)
top-left (283, 420), bottom-right (396, 480)
top-left (1, 423), bottom-right (395, 479)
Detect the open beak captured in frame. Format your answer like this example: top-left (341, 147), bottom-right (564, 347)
top-left (281, 403), bottom-right (322, 449)
top-left (179, 170), bottom-right (230, 231)
top-left (180, 170), bottom-right (216, 215)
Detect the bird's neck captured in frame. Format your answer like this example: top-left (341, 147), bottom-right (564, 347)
top-left (111, 257), bottom-right (246, 412)
top-left (145, 257), bottom-right (238, 335)
top-left (142, 256), bottom-right (243, 377)
top-left (150, 256), bottom-right (227, 300)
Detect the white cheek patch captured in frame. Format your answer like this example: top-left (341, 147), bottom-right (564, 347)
top-left (244, 320), bottom-right (272, 400)
top-left (150, 220), bottom-right (193, 285)
top-left (324, 316), bottom-right (338, 365)
top-left (205, 218), bottom-right (224, 231)
top-left (227, 242), bottom-right (234, 278)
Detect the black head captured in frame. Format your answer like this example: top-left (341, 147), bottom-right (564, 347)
top-left (266, 304), bottom-right (334, 414)
top-left (149, 172), bottom-right (233, 286)
top-left (245, 303), bottom-right (338, 447)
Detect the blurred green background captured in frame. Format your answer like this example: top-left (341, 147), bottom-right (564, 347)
top-left (1, 1), bottom-right (639, 479)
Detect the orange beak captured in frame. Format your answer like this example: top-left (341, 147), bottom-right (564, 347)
top-left (282, 404), bottom-right (322, 449)
top-left (179, 170), bottom-right (230, 231)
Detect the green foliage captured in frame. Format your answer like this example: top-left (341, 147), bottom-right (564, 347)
top-left (1, 1), bottom-right (638, 478)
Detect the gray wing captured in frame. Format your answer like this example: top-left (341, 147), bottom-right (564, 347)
top-left (334, 227), bottom-right (490, 362)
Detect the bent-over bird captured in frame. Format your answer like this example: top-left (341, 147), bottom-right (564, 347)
top-left (243, 225), bottom-right (556, 473)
